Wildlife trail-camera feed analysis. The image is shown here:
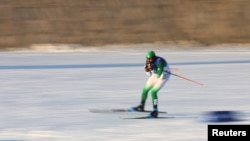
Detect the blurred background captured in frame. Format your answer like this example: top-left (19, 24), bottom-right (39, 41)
top-left (1, 1), bottom-right (250, 140)
top-left (0, 0), bottom-right (250, 50)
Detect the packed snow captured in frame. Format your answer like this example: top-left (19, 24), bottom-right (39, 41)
top-left (0, 44), bottom-right (249, 141)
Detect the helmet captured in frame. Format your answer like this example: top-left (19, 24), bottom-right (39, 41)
top-left (146, 50), bottom-right (156, 59)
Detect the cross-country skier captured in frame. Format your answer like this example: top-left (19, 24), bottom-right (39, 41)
top-left (131, 50), bottom-right (171, 118)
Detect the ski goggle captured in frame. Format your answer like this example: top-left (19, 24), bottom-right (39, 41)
top-left (146, 57), bottom-right (153, 62)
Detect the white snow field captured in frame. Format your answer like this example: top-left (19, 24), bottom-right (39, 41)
top-left (0, 44), bottom-right (250, 141)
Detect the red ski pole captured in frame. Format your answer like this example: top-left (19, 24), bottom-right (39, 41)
top-left (168, 72), bottom-right (204, 86)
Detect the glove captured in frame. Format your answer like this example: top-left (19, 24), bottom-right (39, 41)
top-left (144, 64), bottom-right (152, 72)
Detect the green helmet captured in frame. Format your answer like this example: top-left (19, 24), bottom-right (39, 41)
top-left (146, 50), bottom-right (156, 59)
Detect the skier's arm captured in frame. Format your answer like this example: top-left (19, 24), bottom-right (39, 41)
top-left (156, 61), bottom-right (164, 77)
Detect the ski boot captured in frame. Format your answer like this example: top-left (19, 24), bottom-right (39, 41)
top-left (129, 105), bottom-right (144, 112)
top-left (147, 110), bottom-right (158, 118)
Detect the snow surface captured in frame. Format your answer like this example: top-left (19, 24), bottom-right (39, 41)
top-left (0, 44), bottom-right (250, 141)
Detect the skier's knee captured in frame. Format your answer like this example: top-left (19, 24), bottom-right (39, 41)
top-left (151, 88), bottom-right (158, 99)
top-left (143, 86), bottom-right (151, 93)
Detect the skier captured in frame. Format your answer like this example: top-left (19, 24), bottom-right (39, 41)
top-left (131, 50), bottom-right (171, 118)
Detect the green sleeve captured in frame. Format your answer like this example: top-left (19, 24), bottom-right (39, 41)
top-left (157, 61), bottom-right (164, 77)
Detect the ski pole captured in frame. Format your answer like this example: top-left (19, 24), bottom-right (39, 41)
top-left (170, 67), bottom-right (179, 71)
top-left (167, 71), bottom-right (204, 86)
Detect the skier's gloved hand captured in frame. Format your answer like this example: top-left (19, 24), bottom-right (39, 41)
top-left (144, 64), bottom-right (152, 72)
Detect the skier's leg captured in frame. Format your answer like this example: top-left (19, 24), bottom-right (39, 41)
top-left (140, 85), bottom-right (151, 108)
top-left (140, 74), bottom-right (158, 108)
top-left (148, 72), bottom-right (170, 117)
top-left (132, 75), bottom-right (156, 111)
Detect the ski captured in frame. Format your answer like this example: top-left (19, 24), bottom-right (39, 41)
top-left (88, 108), bottom-right (167, 114)
top-left (120, 116), bottom-right (174, 119)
